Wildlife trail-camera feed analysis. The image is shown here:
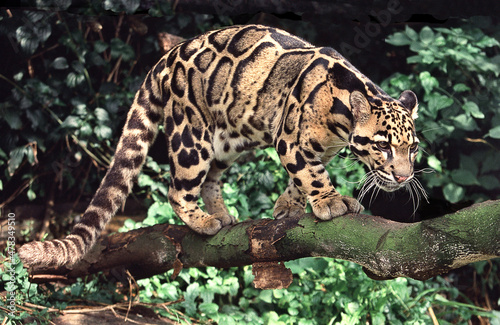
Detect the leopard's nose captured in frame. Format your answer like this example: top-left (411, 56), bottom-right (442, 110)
top-left (394, 174), bottom-right (409, 183)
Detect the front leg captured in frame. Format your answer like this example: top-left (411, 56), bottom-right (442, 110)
top-left (276, 141), bottom-right (363, 220)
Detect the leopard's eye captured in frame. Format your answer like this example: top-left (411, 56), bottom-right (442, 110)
top-left (410, 142), bottom-right (419, 152)
top-left (376, 141), bottom-right (391, 151)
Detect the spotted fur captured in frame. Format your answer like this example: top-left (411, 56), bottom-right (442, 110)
top-left (19, 25), bottom-right (419, 268)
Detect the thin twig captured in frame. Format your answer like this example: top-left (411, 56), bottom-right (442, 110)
top-left (428, 306), bottom-right (439, 325)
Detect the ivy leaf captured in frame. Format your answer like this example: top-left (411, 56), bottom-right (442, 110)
top-left (443, 183), bottom-right (465, 203)
top-left (27, 188), bottom-right (37, 201)
top-left (51, 57), bottom-right (69, 70)
top-left (462, 101), bottom-right (484, 119)
top-left (94, 125), bottom-right (112, 139)
top-left (453, 83), bottom-right (471, 93)
top-left (427, 155), bottom-right (442, 173)
top-left (389, 74), bottom-right (412, 91)
top-left (1, 105), bottom-right (23, 130)
top-left (476, 35), bottom-right (500, 48)
top-left (158, 283), bottom-right (178, 301)
top-left (419, 71), bottom-right (439, 94)
top-left (478, 175), bottom-right (500, 190)
top-left (451, 169), bottom-right (479, 186)
top-left (425, 93), bottom-right (453, 118)
top-left (486, 125), bottom-right (500, 139)
top-left (94, 107), bottom-right (110, 123)
top-left (110, 38), bottom-right (135, 62)
top-left (481, 152), bottom-right (500, 173)
top-left (453, 114), bottom-right (478, 131)
top-left (61, 115), bottom-right (80, 129)
top-left (94, 40), bottom-right (109, 53)
top-left (8, 147), bottom-right (26, 175)
top-left (386, 32), bottom-right (411, 46)
top-left (104, 0), bottom-right (140, 14)
top-left (405, 25), bottom-right (419, 41)
top-left (66, 72), bottom-right (85, 88)
top-left (199, 303), bottom-right (219, 316)
top-left (16, 26), bottom-right (40, 54)
top-left (419, 27), bottom-right (435, 45)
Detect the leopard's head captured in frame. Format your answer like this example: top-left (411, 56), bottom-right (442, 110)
top-left (348, 90), bottom-right (420, 193)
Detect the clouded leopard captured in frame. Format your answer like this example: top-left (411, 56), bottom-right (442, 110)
top-left (19, 24), bottom-right (419, 268)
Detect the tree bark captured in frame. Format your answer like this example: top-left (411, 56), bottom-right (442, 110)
top-left (25, 200), bottom-right (500, 288)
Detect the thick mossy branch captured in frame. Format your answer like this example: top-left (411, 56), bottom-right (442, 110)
top-left (26, 200), bottom-right (500, 283)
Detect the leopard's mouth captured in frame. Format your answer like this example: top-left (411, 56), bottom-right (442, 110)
top-left (374, 173), bottom-right (406, 192)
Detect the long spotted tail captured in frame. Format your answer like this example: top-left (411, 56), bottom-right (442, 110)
top-left (19, 70), bottom-right (166, 268)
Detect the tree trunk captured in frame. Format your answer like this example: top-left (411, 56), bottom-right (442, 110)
top-left (26, 200), bottom-right (500, 289)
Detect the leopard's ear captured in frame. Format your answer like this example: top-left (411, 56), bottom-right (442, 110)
top-left (350, 90), bottom-right (371, 125)
top-left (399, 90), bottom-right (419, 120)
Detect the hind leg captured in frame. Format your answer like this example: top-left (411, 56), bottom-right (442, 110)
top-left (273, 179), bottom-right (307, 219)
top-left (167, 126), bottom-right (234, 235)
top-left (200, 159), bottom-right (235, 219)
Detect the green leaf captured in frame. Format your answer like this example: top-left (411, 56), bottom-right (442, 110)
top-left (451, 169), bottom-right (479, 186)
top-left (78, 124), bottom-right (93, 137)
top-left (419, 27), bottom-right (435, 45)
top-left (258, 290), bottom-right (273, 304)
top-left (453, 114), bottom-right (478, 131)
top-left (462, 102), bottom-right (484, 119)
top-left (26, 146), bottom-right (35, 165)
top-left (94, 125), bottom-right (112, 139)
top-left (386, 32), bottom-right (411, 46)
top-left (405, 25), bottom-right (418, 41)
top-left (453, 83), bottom-right (471, 93)
top-left (425, 93), bottom-right (453, 118)
top-left (482, 153), bottom-right (500, 173)
top-left (61, 115), bottom-right (80, 129)
top-left (8, 147), bottom-right (27, 175)
top-left (16, 26), bottom-right (40, 54)
top-left (443, 183), bottom-right (465, 203)
top-left (66, 72), bottom-right (85, 88)
top-left (406, 55), bottom-right (422, 64)
top-left (71, 60), bottom-right (85, 73)
top-left (476, 35), bottom-right (500, 48)
top-left (419, 71), bottom-right (439, 94)
top-left (199, 303), bottom-right (219, 315)
top-left (460, 154), bottom-right (479, 176)
top-left (138, 174), bottom-right (154, 187)
top-left (159, 283), bottom-right (178, 300)
top-left (427, 155), bottom-right (442, 173)
top-left (389, 74), bottom-right (412, 91)
top-left (104, 0), bottom-right (140, 14)
top-left (486, 125), bottom-right (500, 139)
top-left (478, 175), bottom-right (500, 190)
top-left (1, 105), bottom-right (23, 130)
top-left (51, 57), bottom-right (69, 70)
top-left (94, 107), bottom-right (110, 123)
top-left (110, 38), bottom-right (136, 61)
top-left (27, 188), bottom-right (36, 201)
top-left (88, 51), bottom-right (106, 67)
top-left (94, 40), bottom-right (109, 53)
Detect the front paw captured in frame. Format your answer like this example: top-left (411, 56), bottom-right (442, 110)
top-left (312, 195), bottom-right (364, 220)
top-left (192, 212), bottom-right (236, 235)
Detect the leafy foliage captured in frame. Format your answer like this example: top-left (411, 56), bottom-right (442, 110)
top-left (384, 22), bottom-right (500, 204)
top-left (0, 4), bottom-right (231, 206)
top-left (133, 258), bottom-right (497, 324)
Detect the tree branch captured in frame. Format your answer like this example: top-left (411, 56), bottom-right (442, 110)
top-left (26, 200), bottom-right (500, 287)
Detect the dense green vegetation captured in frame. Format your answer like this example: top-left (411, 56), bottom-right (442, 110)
top-left (0, 2), bottom-right (499, 324)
